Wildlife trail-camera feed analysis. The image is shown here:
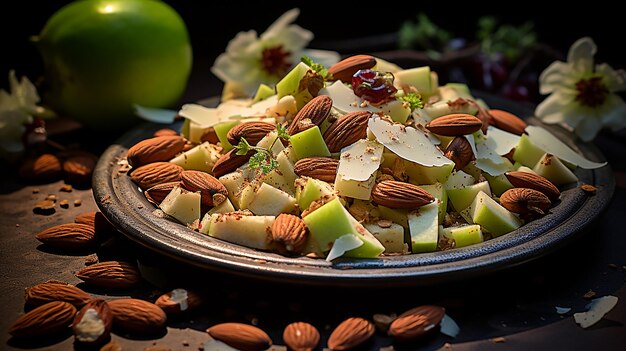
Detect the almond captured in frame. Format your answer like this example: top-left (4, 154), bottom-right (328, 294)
top-left (108, 298), bottom-right (167, 334)
top-left (327, 317), bottom-right (375, 350)
top-left (72, 299), bottom-right (113, 345)
top-left (283, 322), bottom-right (320, 351)
top-left (425, 114), bottom-right (483, 136)
top-left (288, 95), bottom-right (333, 134)
top-left (500, 188), bottom-right (551, 215)
top-left (181, 170), bottom-right (228, 206)
top-left (153, 128), bottom-right (179, 137)
top-left (212, 148), bottom-right (255, 178)
top-left (207, 323), bottom-right (272, 351)
top-left (145, 181), bottom-right (180, 205)
top-left (126, 135), bottom-right (185, 167)
top-left (444, 136), bottom-right (475, 170)
top-left (489, 109), bottom-right (527, 135)
top-left (201, 126), bottom-right (220, 144)
top-left (505, 171), bottom-right (561, 200)
top-left (388, 305), bottom-right (446, 342)
top-left (74, 211), bottom-right (117, 234)
top-left (371, 180), bottom-right (434, 209)
top-left (227, 121), bottom-right (276, 145)
top-left (328, 55), bottom-right (377, 83)
top-left (36, 223), bottom-right (97, 249)
top-left (294, 157), bottom-right (339, 182)
top-left (24, 281), bottom-right (92, 308)
top-left (19, 154), bottom-right (62, 180)
top-left (323, 111), bottom-right (371, 152)
top-left (63, 155), bottom-right (96, 183)
top-left (9, 301), bottom-right (76, 338)
top-left (271, 214), bottom-right (308, 254)
top-left (75, 261), bottom-right (141, 289)
top-left (155, 288), bottom-right (203, 315)
top-left (130, 162), bottom-right (184, 189)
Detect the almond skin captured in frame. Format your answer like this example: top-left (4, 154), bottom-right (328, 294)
top-left (328, 55), bottom-right (377, 83)
top-left (444, 136), bottom-right (475, 170)
top-left (127, 135), bottom-right (185, 167)
top-left (36, 223), bottom-right (97, 249)
top-left (75, 261), bottom-right (141, 289)
top-left (63, 155), bottom-right (96, 184)
top-left (74, 211), bottom-right (116, 234)
top-left (505, 171), bottom-right (561, 200)
top-left (208, 323), bottom-right (272, 351)
top-left (294, 157), bottom-right (339, 182)
top-left (153, 128), bottom-right (179, 137)
top-left (212, 149), bottom-right (255, 178)
top-left (328, 317), bottom-right (375, 350)
top-left (72, 299), bottom-right (113, 345)
top-left (19, 154), bottom-right (62, 180)
top-left (155, 288), bottom-right (203, 315)
top-left (9, 301), bottom-right (77, 338)
top-left (108, 298), bottom-right (167, 334)
top-left (388, 305), bottom-right (446, 342)
top-left (371, 181), bottom-right (434, 209)
top-left (500, 188), bottom-right (551, 215)
top-left (130, 162), bottom-right (184, 189)
top-left (489, 109), bottom-right (527, 135)
top-left (425, 114), bottom-right (483, 136)
top-left (283, 322), bottom-right (320, 351)
top-left (227, 121), bottom-right (276, 145)
top-left (144, 181), bottom-right (180, 205)
top-left (181, 170), bottom-right (228, 206)
top-left (24, 281), bottom-right (92, 309)
top-left (323, 111), bottom-right (371, 152)
top-left (271, 214), bottom-right (308, 254)
top-left (288, 95), bottom-right (333, 135)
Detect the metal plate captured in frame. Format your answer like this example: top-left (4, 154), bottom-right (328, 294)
top-left (93, 95), bottom-right (614, 286)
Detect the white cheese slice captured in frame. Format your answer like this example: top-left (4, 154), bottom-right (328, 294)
top-left (525, 125), bottom-right (607, 169)
top-left (320, 81), bottom-right (379, 114)
top-left (574, 295), bottom-right (618, 328)
top-left (337, 139), bottom-right (384, 182)
top-left (440, 314), bottom-right (460, 338)
top-left (179, 96), bottom-right (279, 129)
top-left (179, 104), bottom-right (222, 128)
top-left (368, 116), bottom-right (453, 167)
top-left (464, 133), bottom-right (478, 158)
top-left (475, 156), bottom-right (515, 176)
top-left (475, 131), bottom-right (505, 165)
top-left (412, 109), bottom-right (440, 146)
top-left (326, 234), bottom-right (364, 261)
top-left (486, 125), bottom-right (520, 156)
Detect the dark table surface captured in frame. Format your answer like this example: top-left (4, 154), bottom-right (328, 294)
top-left (1, 67), bottom-right (626, 351)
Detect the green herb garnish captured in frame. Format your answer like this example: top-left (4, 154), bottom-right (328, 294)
top-left (400, 92), bottom-right (424, 111)
top-left (233, 123), bottom-right (290, 174)
top-left (301, 55), bottom-right (331, 80)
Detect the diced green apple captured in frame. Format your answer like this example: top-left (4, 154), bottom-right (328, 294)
top-left (394, 66), bottom-right (432, 96)
top-left (377, 206), bottom-right (409, 229)
top-left (295, 177), bottom-right (335, 211)
top-left (516, 165), bottom-right (536, 174)
top-left (444, 170), bottom-right (476, 190)
top-left (247, 183), bottom-right (297, 216)
top-left (483, 173), bottom-right (513, 196)
top-left (334, 140), bottom-right (384, 200)
top-left (419, 183), bottom-right (447, 223)
top-left (408, 203), bottom-right (439, 253)
top-left (170, 142), bottom-right (221, 173)
top-left (256, 131), bottom-right (284, 156)
top-left (159, 186), bottom-right (201, 228)
top-left (513, 134), bottom-right (545, 168)
top-left (364, 222), bottom-right (406, 254)
top-left (213, 121), bottom-right (240, 152)
top-left (252, 84), bottom-right (275, 103)
top-left (276, 150), bottom-right (298, 191)
top-left (439, 224), bottom-right (483, 248)
top-left (447, 181), bottom-right (492, 212)
top-left (208, 212), bottom-right (274, 250)
top-left (379, 99), bottom-right (411, 123)
top-left (325, 234), bottom-right (364, 261)
top-left (405, 162), bottom-right (455, 184)
top-left (199, 198), bottom-right (235, 234)
top-left (257, 169), bottom-right (293, 196)
top-left (219, 171), bottom-right (246, 207)
top-left (532, 153), bottom-right (578, 186)
top-left (289, 126), bottom-right (331, 160)
top-left (442, 83), bottom-right (472, 99)
top-left (469, 191), bottom-right (521, 237)
top-left (276, 62), bottom-right (310, 98)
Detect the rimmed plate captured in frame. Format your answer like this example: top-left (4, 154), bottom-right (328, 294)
top-left (93, 94), bottom-right (614, 286)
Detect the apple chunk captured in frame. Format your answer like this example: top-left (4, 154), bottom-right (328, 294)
top-left (532, 153), bottom-right (578, 186)
top-left (289, 126), bottom-right (331, 160)
top-left (247, 183), bottom-right (297, 216)
top-left (159, 186), bottom-right (201, 228)
top-left (170, 142), bottom-right (221, 173)
top-left (199, 198), bottom-right (235, 234)
top-left (364, 222), bottom-right (406, 254)
top-left (439, 224), bottom-right (483, 248)
top-left (468, 191), bottom-right (521, 237)
top-left (447, 181), bottom-right (491, 212)
top-left (208, 212), bottom-right (274, 250)
top-left (408, 203), bottom-right (439, 253)
top-left (295, 177), bottom-right (336, 211)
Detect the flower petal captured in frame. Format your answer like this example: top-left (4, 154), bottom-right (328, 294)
top-left (262, 8), bottom-right (301, 40)
top-left (568, 37), bottom-right (596, 73)
top-left (535, 91), bottom-right (575, 123)
top-left (264, 24), bottom-right (313, 53)
top-left (596, 63), bottom-right (626, 92)
top-left (539, 61), bottom-right (574, 95)
top-left (575, 112), bottom-right (603, 142)
top-left (600, 95), bottom-right (626, 131)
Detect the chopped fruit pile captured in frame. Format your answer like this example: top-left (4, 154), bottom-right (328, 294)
top-left (125, 55), bottom-right (606, 261)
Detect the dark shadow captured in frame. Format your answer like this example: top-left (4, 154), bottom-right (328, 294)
top-left (111, 326), bottom-right (167, 340)
top-left (73, 335), bottom-right (112, 351)
top-left (36, 243), bottom-right (97, 257)
top-left (6, 328), bottom-right (73, 349)
top-left (586, 318), bottom-right (624, 330)
top-left (75, 282), bottom-right (143, 297)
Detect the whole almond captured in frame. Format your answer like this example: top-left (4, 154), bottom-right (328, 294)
top-left (9, 301), bottom-right (76, 338)
top-left (130, 162), bottom-right (184, 189)
top-left (505, 171), bottom-right (561, 200)
top-left (271, 214), bottom-right (308, 254)
top-left (19, 154), bottom-right (62, 180)
top-left (288, 95), bottom-right (333, 134)
top-left (24, 281), bottom-right (92, 308)
top-left (155, 288), bottom-right (203, 315)
top-left (489, 109), bottom-right (527, 135)
top-left (75, 261), bottom-right (141, 289)
top-left (388, 305), bottom-right (446, 342)
top-left (75, 211), bottom-right (116, 234)
top-left (212, 149), bottom-right (255, 178)
top-left (208, 323), bottom-right (272, 351)
top-left (328, 317), bottom-right (375, 350)
top-left (227, 121), bottom-right (276, 145)
top-left (425, 114), bottom-right (483, 136)
top-left (283, 322), bottom-right (320, 351)
top-left (445, 136), bottom-right (475, 170)
top-left (181, 170), bottom-right (228, 206)
top-left (72, 299), bottom-right (113, 345)
top-left (108, 298), bottom-right (166, 334)
top-left (127, 135), bottom-right (185, 167)
top-left (500, 188), bottom-right (551, 215)
top-left (328, 55), bottom-right (377, 83)
top-left (323, 111), bottom-right (371, 152)
top-left (36, 223), bottom-right (97, 249)
top-left (153, 128), bottom-right (179, 137)
top-left (294, 157), bottom-right (339, 182)
top-left (63, 155), bottom-right (96, 183)
top-left (371, 181), bottom-right (434, 209)
top-left (201, 126), bottom-right (220, 144)
top-left (145, 182), bottom-right (180, 205)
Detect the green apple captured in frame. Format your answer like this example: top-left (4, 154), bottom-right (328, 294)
top-left (213, 121), bottom-right (239, 152)
top-left (208, 212), bottom-right (274, 250)
top-left (469, 191), bottom-right (521, 237)
top-left (532, 153), bottom-right (578, 186)
top-left (295, 177), bottom-right (335, 211)
top-left (276, 150), bottom-right (298, 191)
top-left (199, 198), bottom-right (235, 234)
top-left (36, 0), bottom-right (192, 129)
top-left (394, 66), bottom-right (433, 96)
top-left (170, 142), bottom-right (221, 173)
top-left (448, 181), bottom-right (491, 213)
top-left (513, 134), bottom-right (545, 168)
top-left (364, 222), bottom-right (407, 253)
top-left (516, 165), bottom-right (536, 174)
top-left (159, 186), bottom-right (200, 228)
top-left (444, 170), bottom-right (476, 190)
top-left (441, 83), bottom-right (472, 99)
top-left (439, 224), bottom-right (483, 248)
top-left (408, 203), bottom-right (439, 253)
top-left (377, 206), bottom-right (409, 229)
top-left (290, 126), bottom-right (331, 160)
top-left (424, 100), bottom-right (477, 119)
top-left (252, 84), bottom-right (275, 103)
top-left (483, 173), bottom-right (513, 197)
top-left (379, 99), bottom-right (412, 123)
top-left (419, 183), bottom-right (447, 223)
top-left (406, 162), bottom-right (455, 184)
top-left (247, 183), bottom-right (297, 216)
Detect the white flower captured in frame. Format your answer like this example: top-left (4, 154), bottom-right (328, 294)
top-left (210, 9), bottom-right (315, 97)
top-left (0, 70), bottom-right (41, 158)
top-left (535, 37), bottom-right (626, 141)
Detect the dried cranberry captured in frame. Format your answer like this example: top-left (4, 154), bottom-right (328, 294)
top-left (352, 69), bottom-right (397, 104)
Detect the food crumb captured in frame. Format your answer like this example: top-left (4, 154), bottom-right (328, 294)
top-left (492, 337), bottom-right (506, 343)
top-left (59, 200), bottom-right (70, 208)
top-left (580, 184), bottom-right (597, 194)
top-left (15, 224), bottom-right (19, 227)
top-left (583, 290), bottom-right (596, 299)
top-left (45, 194), bottom-right (57, 202)
top-left (32, 188), bottom-right (39, 194)
top-left (60, 184), bottom-right (73, 192)
top-left (182, 340), bottom-right (189, 346)
top-left (33, 200), bottom-right (56, 215)
top-left (443, 343), bottom-right (453, 349)
top-left (84, 254), bottom-right (98, 266)
top-left (74, 199), bottom-right (82, 207)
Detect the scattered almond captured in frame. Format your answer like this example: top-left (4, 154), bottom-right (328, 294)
top-left (505, 171), bottom-right (561, 200)
top-left (33, 200), bottom-right (55, 215)
top-left (489, 109), bottom-right (527, 135)
top-left (283, 322), bottom-right (320, 351)
top-left (145, 182), bottom-right (180, 205)
top-left (60, 184), bottom-right (73, 192)
top-left (327, 317), bottom-right (375, 350)
top-left (388, 305), bottom-right (445, 342)
top-left (153, 128), bottom-right (179, 137)
top-left (294, 157), bottom-right (339, 182)
top-left (444, 136), bottom-right (475, 170)
top-left (425, 114), bottom-right (483, 136)
top-left (500, 188), bottom-right (551, 215)
top-left (75, 261), bottom-right (141, 289)
top-left (73, 299), bottom-right (113, 345)
top-left (36, 223), bottom-right (97, 249)
top-left (207, 323), bottom-right (272, 351)
top-left (9, 301), bottom-right (76, 338)
top-left (227, 121), bottom-right (276, 145)
top-left (328, 55), bottom-right (377, 83)
top-left (371, 181), bottom-right (434, 209)
top-left (580, 184), bottom-right (598, 194)
top-left (323, 111), bottom-right (371, 152)
top-left (19, 154), bottom-right (62, 181)
top-left (180, 170), bottom-right (228, 206)
top-left (108, 298), bottom-right (167, 334)
top-left (64, 155), bottom-right (96, 183)
top-left (155, 288), bottom-right (203, 315)
top-left (130, 162), bottom-right (184, 190)
top-left (271, 214), bottom-right (308, 254)
top-left (212, 149), bottom-right (255, 178)
top-left (24, 281), bottom-right (92, 308)
top-left (59, 199), bottom-right (70, 208)
top-left (126, 135), bottom-right (186, 167)
top-left (288, 95), bottom-right (333, 134)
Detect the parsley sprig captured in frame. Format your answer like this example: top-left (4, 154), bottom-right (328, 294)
top-left (301, 55), bottom-right (331, 80)
top-left (400, 92), bottom-right (424, 110)
top-left (234, 124), bottom-right (290, 174)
